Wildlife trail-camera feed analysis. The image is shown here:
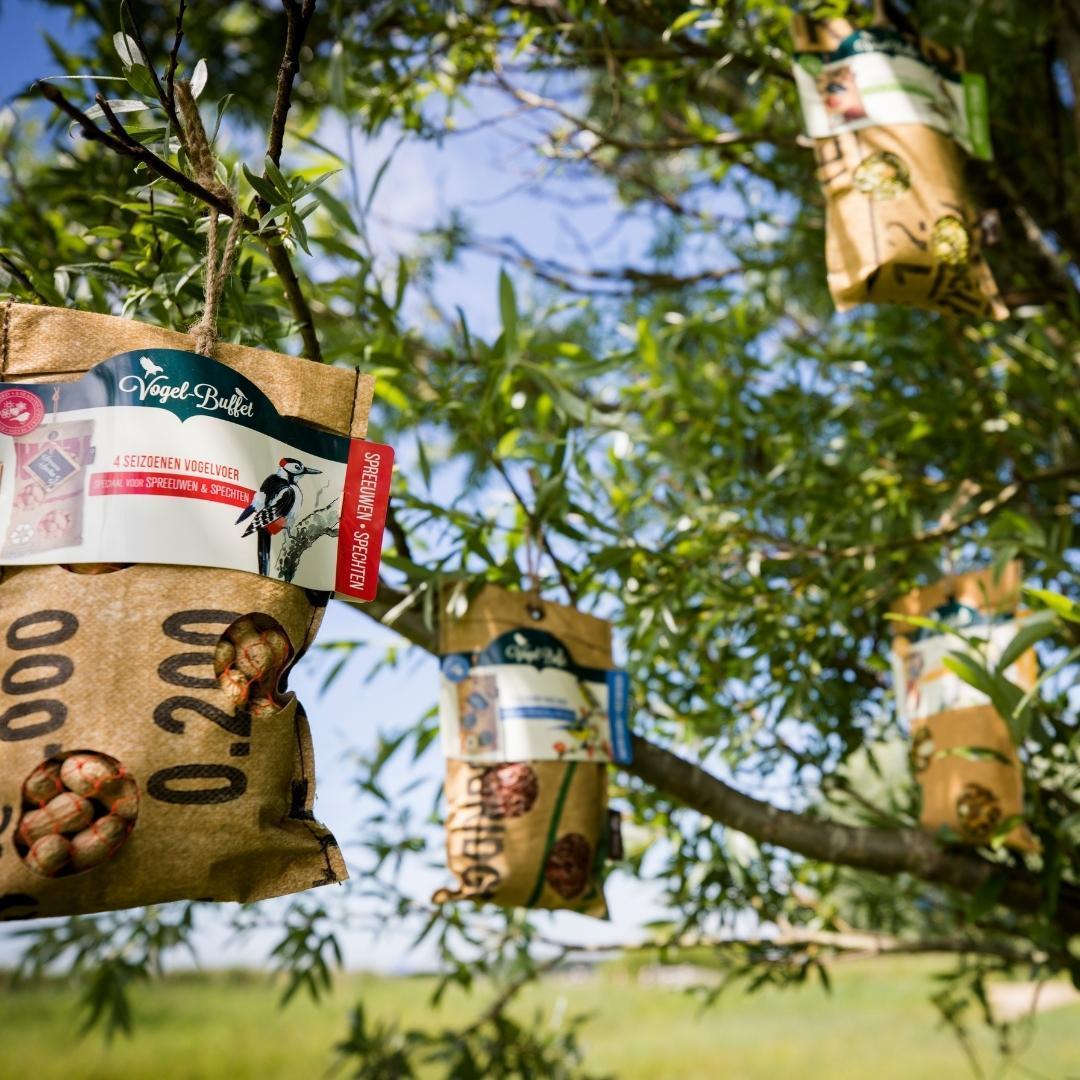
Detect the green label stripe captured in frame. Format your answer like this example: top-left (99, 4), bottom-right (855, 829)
top-left (859, 81), bottom-right (940, 101)
top-left (524, 761), bottom-right (579, 909)
top-left (963, 72), bottom-right (993, 161)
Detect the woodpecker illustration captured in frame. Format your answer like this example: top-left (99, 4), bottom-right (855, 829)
top-left (235, 458), bottom-right (322, 576)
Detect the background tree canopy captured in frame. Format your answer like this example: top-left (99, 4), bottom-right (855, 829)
top-left (2, 0), bottom-right (1080, 1073)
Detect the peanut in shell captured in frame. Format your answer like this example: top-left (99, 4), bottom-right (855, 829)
top-left (19, 791), bottom-right (93, 845)
top-left (228, 617), bottom-right (274, 679)
top-left (25, 833), bottom-right (73, 877)
top-left (219, 666), bottom-right (252, 706)
top-left (247, 693), bottom-right (283, 720)
top-left (60, 752), bottom-right (120, 798)
top-left (107, 778), bottom-right (140, 821)
top-left (22, 760), bottom-right (63, 806)
top-left (214, 637), bottom-right (237, 672)
top-left (69, 816), bottom-right (130, 872)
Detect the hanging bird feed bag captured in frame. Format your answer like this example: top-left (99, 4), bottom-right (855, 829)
top-left (890, 562), bottom-right (1039, 852)
top-left (432, 584), bottom-right (631, 918)
top-left (791, 11), bottom-right (1006, 318)
top-left (0, 301), bottom-right (392, 920)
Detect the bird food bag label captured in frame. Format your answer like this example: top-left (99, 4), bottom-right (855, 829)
top-left (791, 14), bottom-right (1006, 319)
top-left (440, 628), bottom-right (632, 765)
top-left (434, 585), bottom-right (619, 918)
top-left (890, 563), bottom-right (1039, 853)
top-left (793, 25), bottom-right (992, 160)
top-left (0, 349), bottom-right (392, 602)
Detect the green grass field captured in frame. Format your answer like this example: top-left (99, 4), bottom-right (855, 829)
top-left (1, 957), bottom-right (1077, 1079)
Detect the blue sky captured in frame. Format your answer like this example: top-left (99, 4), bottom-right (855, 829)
top-left (0, 0), bottom-right (672, 971)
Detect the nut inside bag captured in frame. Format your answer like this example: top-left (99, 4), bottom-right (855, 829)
top-left (791, 11), bottom-right (1007, 319)
top-left (890, 562), bottom-right (1039, 852)
top-left (432, 585), bottom-right (631, 918)
top-left (0, 302), bottom-right (378, 920)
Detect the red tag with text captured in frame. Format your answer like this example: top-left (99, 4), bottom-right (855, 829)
top-left (335, 441), bottom-right (394, 602)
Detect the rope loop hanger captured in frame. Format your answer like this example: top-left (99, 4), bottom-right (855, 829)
top-left (175, 80), bottom-right (243, 357)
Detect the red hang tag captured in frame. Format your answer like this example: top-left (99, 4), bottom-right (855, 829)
top-left (334, 441), bottom-right (394, 601)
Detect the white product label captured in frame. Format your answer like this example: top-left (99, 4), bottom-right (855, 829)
top-left (440, 627), bottom-right (632, 765)
top-left (0, 349), bottom-right (393, 599)
top-left (893, 610), bottom-right (1035, 725)
top-left (794, 28), bottom-right (992, 160)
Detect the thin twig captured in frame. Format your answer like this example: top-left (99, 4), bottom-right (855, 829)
top-left (267, 0), bottom-right (317, 167)
top-left (254, 0), bottom-right (322, 360)
top-left (121, 0), bottom-right (183, 134)
top-left (38, 81), bottom-right (240, 219)
top-left (460, 948), bottom-right (570, 1035)
top-left (490, 456), bottom-right (578, 603)
top-left (165, 0), bottom-right (188, 117)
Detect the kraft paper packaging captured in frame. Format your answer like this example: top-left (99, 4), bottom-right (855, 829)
top-left (890, 563), bottom-right (1039, 853)
top-left (792, 14), bottom-right (1007, 319)
top-left (0, 301), bottom-right (376, 920)
top-left (433, 585), bottom-right (612, 917)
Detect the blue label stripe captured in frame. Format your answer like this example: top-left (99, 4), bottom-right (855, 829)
top-left (498, 706), bottom-right (579, 723)
top-left (607, 669), bottom-right (633, 764)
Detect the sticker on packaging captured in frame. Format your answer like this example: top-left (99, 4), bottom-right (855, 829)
top-left (0, 349), bottom-right (393, 601)
top-left (440, 627), bottom-right (632, 765)
top-left (793, 27), bottom-right (992, 160)
top-left (891, 599), bottom-right (1037, 726)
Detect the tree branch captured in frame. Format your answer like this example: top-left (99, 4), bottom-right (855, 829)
top-left (493, 74), bottom-right (804, 154)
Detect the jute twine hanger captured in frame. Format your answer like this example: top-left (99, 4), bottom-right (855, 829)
top-left (175, 80), bottom-right (242, 357)
top-left (523, 519), bottom-right (545, 621)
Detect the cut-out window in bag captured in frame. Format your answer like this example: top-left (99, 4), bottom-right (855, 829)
top-left (890, 562), bottom-right (1039, 852)
top-left (15, 751), bottom-right (138, 878)
top-left (433, 585), bottom-right (630, 918)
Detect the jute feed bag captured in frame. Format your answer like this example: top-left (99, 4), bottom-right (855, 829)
top-left (0, 302), bottom-right (374, 920)
top-left (433, 585), bottom-right (613, 918)
top-left (890, 562), bottom-right (1039, 853)
top-left (792, 13), bottom-right (1006, 319)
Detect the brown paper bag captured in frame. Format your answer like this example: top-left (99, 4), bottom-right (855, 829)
top-left (891, 563), bottom-right (1038, 852)
top-left (0, 302), bottom-right (375, 920)
top-left (433, 585), bottom-right (613, 917)
top-left (792, 15), bottom-right (1007, 319)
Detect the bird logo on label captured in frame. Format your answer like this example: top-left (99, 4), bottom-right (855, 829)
top-left (235, 457), bottom-right (322, 576)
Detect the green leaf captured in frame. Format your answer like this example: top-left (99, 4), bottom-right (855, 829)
top-left (242, 163), bottom-right (284, 207)
top-left (124, 63), bottom-right (158, 98)
top-left (995, 611), bottom-right (1056, 673)
top-left (264, 156), bottom-right (291, 201)
top-left (83, 99), bottom-right (151, 120)
top-left (112, 31), bottom-right (142, 67)
top-left (499, 268), bottom-right (518, 357)
top-left (313, 188), bottom-right (357, 234)
top-left (1024, 588), bottom-right (1080, 623)
top-left (664, 9), bottom-right (706, 40)
top-left (941, 651), bottom-right (1023, 736)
